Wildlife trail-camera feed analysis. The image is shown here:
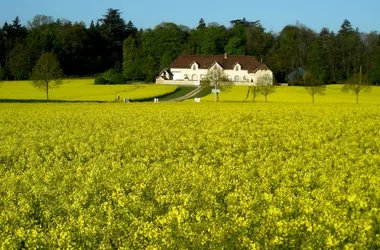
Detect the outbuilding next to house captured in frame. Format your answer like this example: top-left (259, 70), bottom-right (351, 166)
top-left (156, 53), bottom-right (273, 86)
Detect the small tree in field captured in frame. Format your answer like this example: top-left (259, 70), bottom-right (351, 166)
top-left (342, 67), bottom-right (371, 104)
top-left (303, 71), bottom-right (326, 103)
top-left (30, 52), bottom-right (63, 100)
top-left (201, 68), bottom-right (233, 102)
top-left (257, 74), bottom-right (275, 102)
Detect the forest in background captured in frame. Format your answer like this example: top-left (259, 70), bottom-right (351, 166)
top-left (1, 8), bottom-right (380, 83)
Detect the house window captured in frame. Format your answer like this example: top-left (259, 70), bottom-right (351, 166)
top-left (235, 65), bottom-right (240, 71)
top-left (184, 74), bottom-right (189, 81)
top-left (234, 76), bottom-right (239, 82)
top-left (192, 64), bottom-right (196, 70)
top-left (243, 76), bottom-right (247, 81)
top-left (192, 74), bottom-right (198, 80)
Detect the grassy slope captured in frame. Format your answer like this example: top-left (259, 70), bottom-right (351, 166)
top-left (201, 85), bottom-right (380, 104)
top-left (0, 79), bottom-right (177, 102)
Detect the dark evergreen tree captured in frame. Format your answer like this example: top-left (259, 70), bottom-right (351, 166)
top-left (126, 21), bottom-right (138, 38)
top-left (197, 18), bottom-right (206, 30)
top-left (337, 19), bottom-right (360, 80)
top-left (99, 8), bottom-right (127, 71)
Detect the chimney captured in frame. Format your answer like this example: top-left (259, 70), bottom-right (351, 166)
top-left (224, 52), bottom-right (227, 59)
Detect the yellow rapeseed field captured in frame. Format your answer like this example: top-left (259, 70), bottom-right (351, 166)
top-left (1, 102), bottom-right (380, 248)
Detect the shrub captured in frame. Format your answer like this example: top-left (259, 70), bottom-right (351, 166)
top-left (103, 69), bottom-right (117, 83)
top-left (110, 74), bottom-right (127, 85)
top-left (289, 79), bottom-right (302, 86)
top-left (94, 76), bottom-right (107, 85)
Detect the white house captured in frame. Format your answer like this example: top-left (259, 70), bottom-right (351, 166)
top-left (156, 53), bottom-right (273, 86)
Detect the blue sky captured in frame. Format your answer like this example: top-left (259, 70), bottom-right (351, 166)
top-left (0, 0), bottom-right (379, 33)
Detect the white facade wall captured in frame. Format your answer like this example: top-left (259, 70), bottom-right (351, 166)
top-left (157, 60), bottom-right (273, 85)
top-left (166, 68), bottom-right (273, 86)
top-left (251, 70), bottom-right (273, 84)
top-left (172, 67), bottom-right (209, 81)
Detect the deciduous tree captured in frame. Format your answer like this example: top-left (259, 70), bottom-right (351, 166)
top-left (197, 23), bottom-right (228, 55)
top-left (224, 37), bottom-right (245, 55)
top-left (342, 66), bottom-right (371, 103)
top-left (303, 71), bottom-right (326, 103)
top-left (141, 22), bottom-right (187, 80)
top-left (27, 15), bottom-right (54, 29)
top-left (266, 25), bottom-right (300, 80)
top-left (201, 68), bottom-right (233, 102)
top-left (244, 21), bottom-right (271, 59)
top-left (368, 35), bottom-right (380, 84)
top-left (30, 52), bottom-right (63, 100)
top-left (9, 43), bottom-right (30, 80)
top-left (123, 36), bottom-right (142, 80)
top-left (256, 74), bottom-right (275, 101)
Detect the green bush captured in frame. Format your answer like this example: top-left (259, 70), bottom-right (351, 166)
top-left (289, 78), bottom-right (303, 86)
top-left (103, 69), bottom-right (117, 82)
top-left (110, 74), bottom-right (127, 85)
top-left (94, 76), bottom-right (107, 85)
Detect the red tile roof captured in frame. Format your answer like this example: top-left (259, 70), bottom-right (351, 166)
top-left (170, 55), bottom-right (270, 73)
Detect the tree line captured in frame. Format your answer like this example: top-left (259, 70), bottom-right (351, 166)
top-left (1, 9), bottom-right (380, 84)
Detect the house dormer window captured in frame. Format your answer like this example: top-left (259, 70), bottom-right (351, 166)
top-left (191, 62), bottom-right (199, 70)
top-left (235, 65), bottom-right (240, 71)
